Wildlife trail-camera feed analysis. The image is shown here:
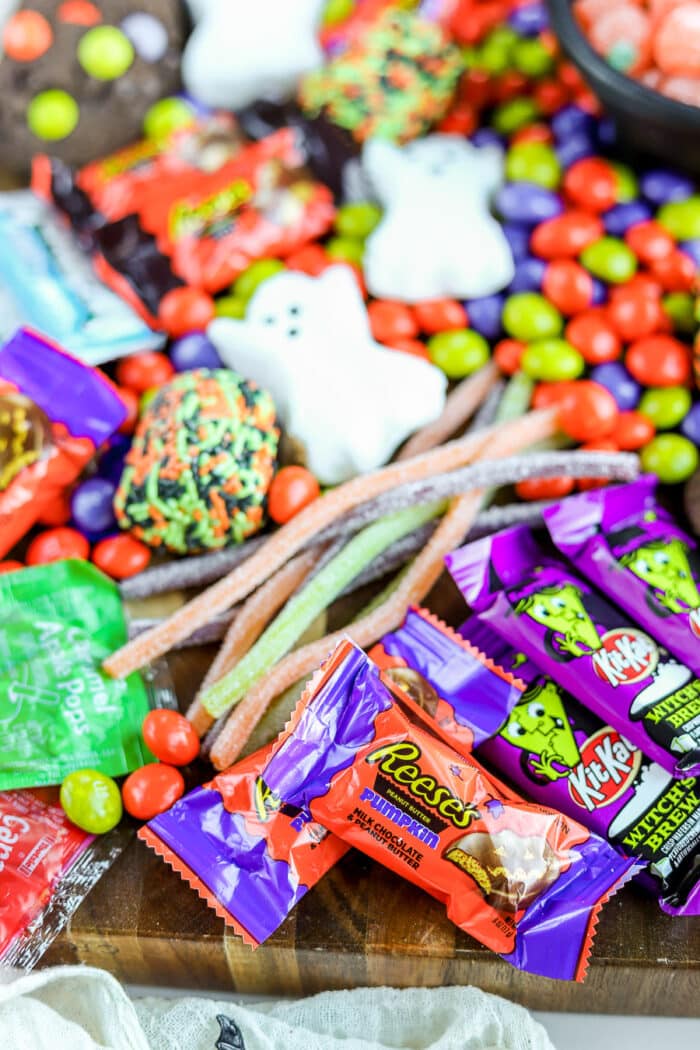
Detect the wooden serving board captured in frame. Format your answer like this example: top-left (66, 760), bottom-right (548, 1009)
top-left (41, 575), bottom-right (700, 1015)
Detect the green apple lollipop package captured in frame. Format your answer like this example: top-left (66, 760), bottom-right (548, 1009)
top-left (446, 526), bottom-right (700, 779)
top-left (0, 560), bottom-right (173, 790)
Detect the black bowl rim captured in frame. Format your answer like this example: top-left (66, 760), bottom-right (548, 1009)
top-left (546, 0), bottom-right (700, 130)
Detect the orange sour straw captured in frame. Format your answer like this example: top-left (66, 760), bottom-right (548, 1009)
top-left (396, 360), bottom-right (499, 461)
top-left (104, 408), bottom-right (556, 680)
top-left (186, 548), bottom-right (320, 737)
top-left (208, 406), bottom-right (559, 770)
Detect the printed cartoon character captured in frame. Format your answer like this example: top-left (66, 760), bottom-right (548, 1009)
top-left (514, 583), bottom-right (602, 659)
top-left (498, 680), bottom-right (580, 782)
top-left (619, 538), bottom-right (700, 615)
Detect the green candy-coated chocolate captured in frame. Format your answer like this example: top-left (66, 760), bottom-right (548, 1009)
top-left (428, 328), bottom-right (490, 378)
top-left (505, 142), bottom-right (561, 189)
top-left (580, 237), bottom-right (638, 283)
top-left (663, 293), bottom-right (696, 333)
top-left (27, 89), bottom-right (79, 140)
top-left (60, 769), bottom-right (123, 834)
top-left (215, 296), bottom-right (247, 319)
top-left (233, 259), bottom-right (285, 301)
top-left (638, 386), bottom-right (692, 430)
top-left (334, 201), bottom-right (382, 239)
top-left (657, 197), bottom-right (700, 241)
top-left (640, 434), bottom-right (699, 484)
top-left (78, 26), bottom-right (134, 80)
top-left (610, 162), bottom-right (637, 202)
top-left (326, 236), bottom-right (364, 265)
top-left (143, 97), bottom-right (195, 141)
top-left (492, 97), bottom-right (541, 134)
top-left (521, 338), bottom-right (585, 381)
top-left (512, 37), bottom-right (554, 77)
top-left (502, 292), bottom-right (563, 342)
top-left (322, 0), bottom-right (355, 26)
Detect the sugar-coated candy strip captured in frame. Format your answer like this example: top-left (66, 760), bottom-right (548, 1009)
top-left (396, 360), bottom-right (499, 461)
top-left (119, 536), bottom-right (267, 601)
top-left (187, 549), bottom-right (322, 737)
top-left (200, 501), bottom-right (446, 720)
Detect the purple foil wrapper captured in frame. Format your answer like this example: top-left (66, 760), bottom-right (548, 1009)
top-left (543, 477), bottom-right (700, 678)
top-left (258, 641), bottom-right (637, 982)
top-left (462, 616), bottom-right (700, 917)
top-left (446, 526), bottom-right (700, 778)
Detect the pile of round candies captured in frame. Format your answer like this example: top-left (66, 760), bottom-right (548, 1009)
top-left (573, 0), bottom-right (700, 106)
top-left (60, 708), bottom-right (200, 834)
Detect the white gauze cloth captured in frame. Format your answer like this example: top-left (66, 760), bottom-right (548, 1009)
top-left (0, 965), bottom-right (556, 1050)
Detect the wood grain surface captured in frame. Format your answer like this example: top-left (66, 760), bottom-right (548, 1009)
top-left (41, 573), bottom-right (700, 1014)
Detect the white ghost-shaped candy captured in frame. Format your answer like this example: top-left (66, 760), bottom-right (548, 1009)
top-left (362, 134), bottom-right (515, 303)
top-left (208, 267), bottom-right (447, 485)
top-left (182, 0), bottom-right (326, 111)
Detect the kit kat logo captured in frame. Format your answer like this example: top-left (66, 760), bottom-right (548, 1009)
top-left (567, 728), bottom-right (642, 812)
top-left (591, 628), bottom-right (658, 687)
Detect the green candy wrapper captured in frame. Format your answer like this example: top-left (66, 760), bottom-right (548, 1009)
top-left (0, 560), bottom-right (171, 790)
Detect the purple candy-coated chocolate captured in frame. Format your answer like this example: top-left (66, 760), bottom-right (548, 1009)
top-left (503, 222), bottom-right (532, 262)
top-left (496, 183), bottom-right (564, 226)
top-left (462, 616), bottom-right (700, 918)
top-left (681, 402), bottom-right (700, 447)
top-left (260, 642), bottom-right (636, 981)
top-left (555, 134), bottom-right (594, 169)
top-left (508, 256), bottom-right (546, 292)
top-left (544, 477), bottom-right (700, 680)
top-left (0, 329), bottom-right (126, 444)
top-left (590, 277), bottom-right (608, 305)
top-left (640, 170), bottom-right (694, 206)
top-left (551, 105), bottom-right (595, 142)
top-left (679, 239), bottom-right (700, 268)
top-left (604, 201), bottom-right (652, 237)
top-left (446, 525), bottom-right (700, 778)
top-left (147, 786), bottom-right (314, 946)
top-left (169, 332), bottom-right (222, 372)
top-left (463, 294), bottom-right (504, 340)
top-left (379, 608), bottom-right (521, 748)
top-left (508, 1), bottom-right (549, 34)
top-left (70, 477), bottom-right (118, 535)
top-left (596, 117), bottom-right (617, 148)
top-left (471, 127), bottom-right (505, 150)
top-left (98, 435), bottom-right (131, 486)
top-left (590, 361), bottom-right (640, 410)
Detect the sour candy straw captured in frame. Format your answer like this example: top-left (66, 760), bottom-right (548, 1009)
top-left (396, 360), bottom-right (499, 461)
top-left (186, 548), bottom-right (321, 737)
top-left (103, 419), bottom-right (509, 676)
top-left (199, 500), bottom-right (446, 720)
top-left (119, 536), bottom-right (267, 601)
top-left (208, 405), bottom-right (559, 769)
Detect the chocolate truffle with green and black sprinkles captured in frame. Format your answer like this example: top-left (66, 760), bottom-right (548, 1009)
top-left (114, 369), bottom-right (279, 553)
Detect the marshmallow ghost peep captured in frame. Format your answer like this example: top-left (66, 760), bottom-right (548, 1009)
top-left (363, 135), bottom-right (515, 303)
top-left (182, 0), bottom-right (325, 111)
top-left (208, 267), bottom-right (447, 485)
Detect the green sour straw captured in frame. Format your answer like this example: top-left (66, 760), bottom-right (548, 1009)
top-left (201, 499), bottom-right (447, 718)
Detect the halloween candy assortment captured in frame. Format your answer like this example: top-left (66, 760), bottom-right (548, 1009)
top-left (0, 0), bottom-right (698, 981)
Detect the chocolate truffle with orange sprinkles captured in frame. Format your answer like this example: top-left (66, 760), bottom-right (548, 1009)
top-left (114, 369), bottom-right (279, 554)
top-left (299, 9), bottom-right (463, 144)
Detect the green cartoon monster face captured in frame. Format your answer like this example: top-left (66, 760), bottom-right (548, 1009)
top-left (514, 583), bottom-right (602, 657)
top-left (620, 539), bottom-right (700, 615)
top-left (499, 680), bottom-right (580, 781)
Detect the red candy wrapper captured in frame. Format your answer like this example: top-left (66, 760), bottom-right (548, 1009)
top-left (254, 640), bottom-right (637, 980)
top-left (139, 743), bottom-right (349, 948)
top-left (0, 788), bottom-right (126, 969)
top-left (0, 328), bottom-right (126, 558)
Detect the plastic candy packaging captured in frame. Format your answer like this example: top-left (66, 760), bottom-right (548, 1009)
top-left (462, 617), bottom-right (700, 917)
top-left (369, 606), bottom-right (523, 754)
top-left (253, 640), bottom-right (636, 980)
top-left (446, 525), bottom-right (700, 779)
top-left (139, 742), bottom-right (349, 948)
top-left (543, 477), bottom-right (700, 678)
top-left (0, 192), bottom-right (164, 364)
top-left (0, 328), bottom-right (126, 558)
top-left (0, 559), bottom-right (174, 790)
top-left (0, 787), bottom-right (127, 969)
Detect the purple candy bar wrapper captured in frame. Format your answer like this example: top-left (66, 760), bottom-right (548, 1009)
top-left (445, 526), bottom-right (700, 779)
top-left (370, 606), bottom-right (524, 752)
top-left (257, 640), bottom-right (637, 982)
top-left (543, 477), bottom-right (700, 678)
top-left (461, 616), bottom-right (700, 917)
